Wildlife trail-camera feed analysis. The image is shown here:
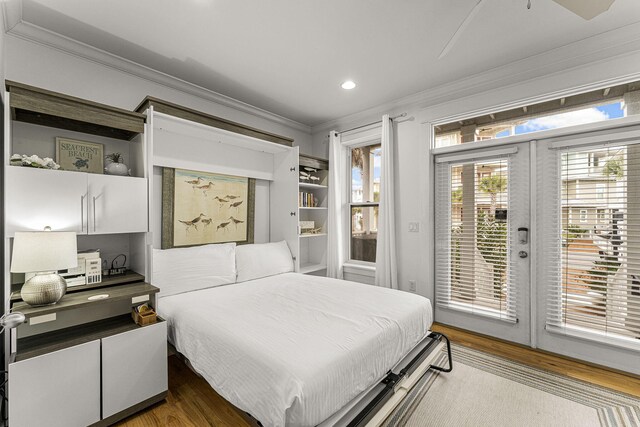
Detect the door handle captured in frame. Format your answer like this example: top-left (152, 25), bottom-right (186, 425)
top-left (518, 227), bottom-right (529, 244)
top-left (92, 196), bottom-right (97, 232)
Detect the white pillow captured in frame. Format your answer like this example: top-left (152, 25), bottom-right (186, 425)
top-left (235, 241), bottom-right (294, 282)
top-left (153, 243), bottom-right (236, 297)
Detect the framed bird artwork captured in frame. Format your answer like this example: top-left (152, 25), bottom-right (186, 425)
top-left (161, 167), bottom-right (255, 249)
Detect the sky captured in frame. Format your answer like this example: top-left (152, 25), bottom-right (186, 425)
top-left (495, 102), bottom-right (624, 138)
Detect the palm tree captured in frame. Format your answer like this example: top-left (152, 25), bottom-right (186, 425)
top-left (451, 188), bottom-right (463, 203)
top-left (478, 175), bottom-right (507, 216)
top-left (352, 147), bottom-right (364, 169)
top-left (603, 157), bottom-right (623, 179)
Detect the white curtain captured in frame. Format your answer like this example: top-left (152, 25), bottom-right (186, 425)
top-left (375, 115), bottom-right (398, 289)
top-left (327, 131), bottom-right (346, 279)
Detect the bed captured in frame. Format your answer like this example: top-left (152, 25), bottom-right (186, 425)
top-left (153, 241), bottom-right (449, 427)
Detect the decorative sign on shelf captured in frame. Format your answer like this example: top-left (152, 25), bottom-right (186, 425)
top-left (55, 137), bottom-right (104, 174)
top-left (162, 168), bottom-right (255, 249)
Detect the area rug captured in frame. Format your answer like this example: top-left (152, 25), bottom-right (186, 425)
top-left (383, 344), bottom-right (640, 427)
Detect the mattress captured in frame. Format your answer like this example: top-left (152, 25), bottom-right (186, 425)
top-left (158, 272), bottom-right (433, 427)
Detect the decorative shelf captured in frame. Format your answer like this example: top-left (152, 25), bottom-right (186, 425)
top-left (299, 233), bottom-right (327, 238)
top-left (6, 80), bottom-right (145, 140)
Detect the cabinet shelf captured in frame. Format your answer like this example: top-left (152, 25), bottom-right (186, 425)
top-left (300, 233), bottom-right (327, 238)
top-left (299, 206), bottom-right (327, 210)
top-left (12, 282), bottom-right (158, 320)
top-left (300, 263), bottom-right (327, 274)
top-left (15, 314), bottom-right (163, 362)
top-left (10, 270), bottom-right (145, 302)
top-left (299, 182), bottom-right (328, 189)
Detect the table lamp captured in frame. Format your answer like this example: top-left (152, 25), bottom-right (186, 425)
top-left (11, 230), bottom-right (78, 306)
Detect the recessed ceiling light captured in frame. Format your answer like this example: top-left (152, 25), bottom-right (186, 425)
top-left (341, 80), bottom-right (356, 90)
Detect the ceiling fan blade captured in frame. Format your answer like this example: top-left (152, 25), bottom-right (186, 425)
top-left (551, 0), bottom-right (615, 20)
top-left (438, 0), bottom-right (484, 60)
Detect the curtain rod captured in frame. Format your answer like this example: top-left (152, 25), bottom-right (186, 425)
top-left (332, 112), bottom-right (407, 136)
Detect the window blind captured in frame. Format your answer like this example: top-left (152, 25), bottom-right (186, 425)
top-left (435, 152), bottom-right (518, 322)
top-left (539, 140), bottom-right (640, 345)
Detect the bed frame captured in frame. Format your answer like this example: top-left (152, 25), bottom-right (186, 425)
top-left (223, 331), bottom-right (452, 427)
top-left (322, 332), bottom-right (452, 427)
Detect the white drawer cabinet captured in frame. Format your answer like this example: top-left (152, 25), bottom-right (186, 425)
top-left (9, 320), bottom-right (167, 426)
top-left (5, 167), bottom-right (148, 235)
top-left (9, 340), bottom-right (101, 427)
top-left (102, 321), bottom-right (167, 418)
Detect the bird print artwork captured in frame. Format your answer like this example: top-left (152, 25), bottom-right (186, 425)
top-left (185, 177), bottom-right (203, 185)
top-left (230, 200), bottom-right (244, 212)
top-left (228, 216), bottom-right (244, 229)
top-left (216, 221), bottom-right (231, 232)
top-left (178, 213), bottom-right (206, 233)
top-left (213, 196), bottom-right (229, 207)
top-left (196, 181), bottom-right (215, 196)
top-left (171, 169), bottom-right (250, 247)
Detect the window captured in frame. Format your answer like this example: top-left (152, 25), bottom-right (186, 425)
top-left (433, 81), bottom-right (639, 148)
top-left (350, 143), bottom-right (381, 263)
top-left (597, 208), bottom-right (606, 221)
top-left (596, 183), bottom-right (606, 199)
top-left (579, 209), bottom-right (588, 222)
top-left (545, 144), bottom-right (640, 343)
top-left (436, 154), bottom-right (518, 322)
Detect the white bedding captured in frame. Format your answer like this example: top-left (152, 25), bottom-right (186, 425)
top-left (158, 272), bottom-right (432, 427)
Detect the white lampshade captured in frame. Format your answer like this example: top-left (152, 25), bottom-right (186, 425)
top-left (11, 231), bottom-right (78, 273)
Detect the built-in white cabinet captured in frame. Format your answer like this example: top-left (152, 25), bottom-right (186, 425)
top-left (102, 321), bottom-right (167, 418)
top-left (89, 174), bottom-right (148, 234)
top-left (9, 340), bottom-right (101, 427)
top-left (298, 155), bottom-right (329, 275)
top-left (5, 167), bottom-right (147, 236)
top-left (270, 147), bottom-right (301, 270)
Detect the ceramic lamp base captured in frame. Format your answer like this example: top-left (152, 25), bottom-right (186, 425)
top-left (21, 272), bottom-right (67, 306)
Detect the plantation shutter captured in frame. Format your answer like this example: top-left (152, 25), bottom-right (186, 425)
top-left (539, 128), bottom-right (640, 347)
top-left (435, 147), bottom-right (520, 323)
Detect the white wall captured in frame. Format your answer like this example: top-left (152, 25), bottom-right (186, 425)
top-left (4, 35), bottom-right (313, 154)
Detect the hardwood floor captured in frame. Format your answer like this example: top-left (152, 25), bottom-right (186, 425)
top-left (115, 356), bottom-right (252, 427)
top-left (118, 325), bottom-right (640, 426)
top-left (431, 322), bottom-right (640, 398)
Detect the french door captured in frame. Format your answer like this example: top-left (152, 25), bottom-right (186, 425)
top-left (535, 127), bottom-right (640, 374)
top-left (434, 143), bottom-right (531, 345)
top-left (433, 125), bottom-right (640, 374)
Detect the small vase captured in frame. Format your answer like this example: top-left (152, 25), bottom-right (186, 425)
top-left (105, 162), bottom-right (130, 176)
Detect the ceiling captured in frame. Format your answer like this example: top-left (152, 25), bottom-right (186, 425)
top-left (17, 0), bottom-right (640, 126)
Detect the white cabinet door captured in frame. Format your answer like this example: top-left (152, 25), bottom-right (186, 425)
top-left (88, 174), bottom-right (148, 234)
top-left (9, 340), bottom-right (101, 427)
top-left (5, 167), bottom-right (88, 236)
top-left (270, 147), bottom-right (300, 270)
top-left (101, 321), bottom-right (167, 418)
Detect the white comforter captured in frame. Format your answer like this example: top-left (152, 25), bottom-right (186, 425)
top-left (158, 273), bottom-right (432, 427)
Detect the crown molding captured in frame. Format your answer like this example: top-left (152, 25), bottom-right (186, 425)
top-left (5, 17), bottom-right (311, 133)
top-left (311, 21), bottom-right (640, 134)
